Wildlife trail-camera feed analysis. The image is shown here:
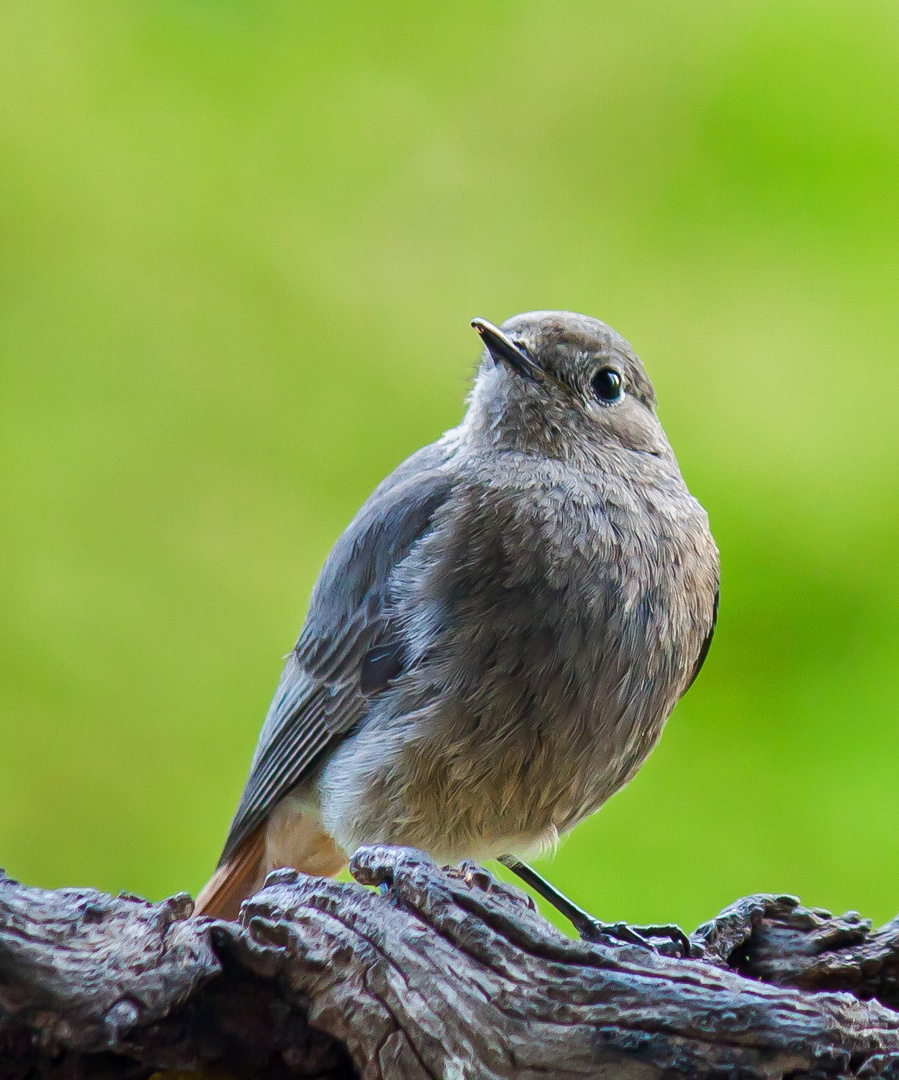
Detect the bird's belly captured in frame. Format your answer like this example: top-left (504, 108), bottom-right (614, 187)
top-left (318, 685), bottom-right (666, 863)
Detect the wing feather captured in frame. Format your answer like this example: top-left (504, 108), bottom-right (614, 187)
top-left (684, 586), bottom-right (719, 693)
top-left (217, 439), bottom-right (457, 866)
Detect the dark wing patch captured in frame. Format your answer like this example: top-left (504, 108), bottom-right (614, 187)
top-left (360, 637), bottom-right (407, 696)
top-left (217, 440), bottom-right (457, 866)
top-left (685, 586), bottom-right (719, 693)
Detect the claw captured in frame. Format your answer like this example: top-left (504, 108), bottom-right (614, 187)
top-left (578, 919), bottom-right (692, 956)
top-left (632, 923), bottom-right (694, 957)
top-left (577, 918), bottom-right (658, 950)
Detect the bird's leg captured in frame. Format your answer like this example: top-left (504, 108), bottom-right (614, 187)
top-left (498, 855), bottom-right (647, 946)
top-left (498, 855), bottom-right (691, 955)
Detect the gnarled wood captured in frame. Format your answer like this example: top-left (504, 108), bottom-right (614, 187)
top-left (1, 846), bottom-right (899, 1078)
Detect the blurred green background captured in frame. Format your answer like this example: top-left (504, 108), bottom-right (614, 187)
top-left (1, 0), bottom-right (898, 934)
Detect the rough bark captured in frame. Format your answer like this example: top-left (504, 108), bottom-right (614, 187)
top-left (2, 846), bottom-right (899, 1079)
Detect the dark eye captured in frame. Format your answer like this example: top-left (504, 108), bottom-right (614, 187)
top-left (591, 367), bottom-right (623, 403)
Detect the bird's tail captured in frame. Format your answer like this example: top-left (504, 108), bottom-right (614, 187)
top-left (193, 812), bottom-right (348, 921)
top-left (193, 824), bottom-right (266, 921)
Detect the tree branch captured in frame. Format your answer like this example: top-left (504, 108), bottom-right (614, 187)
top-left (2, 846), bottom-right (899, 1078)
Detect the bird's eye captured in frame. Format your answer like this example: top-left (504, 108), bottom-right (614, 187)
top-left (591, 367), bottom-right (623, 404)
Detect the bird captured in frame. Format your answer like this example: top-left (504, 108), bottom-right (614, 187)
top-left (194, 311), bottom-right (719, 925)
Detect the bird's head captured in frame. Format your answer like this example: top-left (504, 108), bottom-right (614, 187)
top-left (466, 311), bottom-right (672, 464)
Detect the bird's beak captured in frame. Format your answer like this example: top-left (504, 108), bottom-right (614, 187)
top-left (471, 318), bottom-right (540, 382)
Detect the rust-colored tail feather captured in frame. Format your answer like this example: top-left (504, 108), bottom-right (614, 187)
top-left (194, 824), bottom-right (266, 921)
top-left (194, 812), bottom-right (348, 921)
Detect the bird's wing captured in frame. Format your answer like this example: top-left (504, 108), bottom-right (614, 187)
top-left (218, 439), bottom-right (457, 865)
top-left (684, 585), bottom-right (720, 692)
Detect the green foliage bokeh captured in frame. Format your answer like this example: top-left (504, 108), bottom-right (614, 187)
top-left (1, 0), bottom-right (898, 932)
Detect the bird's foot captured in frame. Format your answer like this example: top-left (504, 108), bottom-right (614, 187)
top-left (497, 854), bottom-right (693, 956)
top-left (577, 916), bottom-right (692, 957)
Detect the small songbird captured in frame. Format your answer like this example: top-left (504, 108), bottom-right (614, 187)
top-left (195, 311), bottom-right (719, 923)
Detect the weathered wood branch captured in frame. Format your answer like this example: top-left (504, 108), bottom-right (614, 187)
top-left (2, 846), bottom-right (899, 1078)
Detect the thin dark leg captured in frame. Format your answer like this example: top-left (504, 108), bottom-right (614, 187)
top-left (498, 855), bottom-right (691, 954)
top-left (497, 855), bottom-right (616, 939)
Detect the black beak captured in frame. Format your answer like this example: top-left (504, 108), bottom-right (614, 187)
top-left (471, 318), bottom-right (540, 382)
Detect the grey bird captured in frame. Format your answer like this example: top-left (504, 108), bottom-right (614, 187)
top-left (195, 311), bottom-right (719, 928)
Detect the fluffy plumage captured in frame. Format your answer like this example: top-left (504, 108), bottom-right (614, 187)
top-left (195, 311), bottom-right (719, 918)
